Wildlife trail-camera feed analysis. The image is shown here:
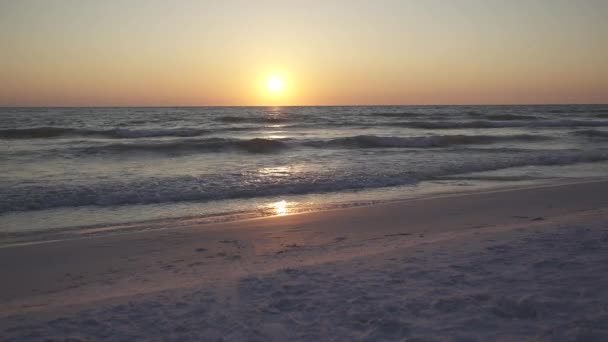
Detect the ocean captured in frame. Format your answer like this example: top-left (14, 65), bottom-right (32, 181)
top-left (2, 105), bottom-right (608, 235)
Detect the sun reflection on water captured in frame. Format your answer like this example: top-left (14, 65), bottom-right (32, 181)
top-left (258, 166), bottom-right (293, 177)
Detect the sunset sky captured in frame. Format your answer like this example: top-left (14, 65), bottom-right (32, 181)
top-left (1, 0), bottom-right (607, 106)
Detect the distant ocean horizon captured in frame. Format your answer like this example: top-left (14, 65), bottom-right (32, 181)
top-left (2, 104), bottom-right (608, 235)
top-left (2, 103), bottom-right (607, 108)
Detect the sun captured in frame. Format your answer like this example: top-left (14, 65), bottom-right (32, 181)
top-left (267, 76), bottom-right (284, 93)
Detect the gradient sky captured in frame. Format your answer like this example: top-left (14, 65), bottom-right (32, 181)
top-left (1, 0), bottom-right (607, 106)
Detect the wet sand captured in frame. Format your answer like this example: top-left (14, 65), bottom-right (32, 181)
top-left (1, 179), bottom-right (608, 340)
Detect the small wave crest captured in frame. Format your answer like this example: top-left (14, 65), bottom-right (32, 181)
top-left (0, 127), bottom-right (212, 139)
top-left (50, 134), bottom-right (553, 157)
top-left (483, 114), bottom-right (540, 121)
top-left (79, 138), bottom-right (288, 155)
top-left (395, 119), bottom-right (608, 129)
top-left (371, 112), bottom-right (424, 118)
top-left (573, 130), bottom-right (608, 138)
top-left (306, 134), bottom-right (552, 149)
top-left (215, 116), bottom-right (288, 124)
top-left (547, 108), bottom-right (608, 114)
top-left (0, 127), bottom-right (81, 139)
top-left (465, 112), bottom-right (541, 120)
top-left (3, 149), bottom-right (608, 214)
top-left (105, 128), bottom-right (211, 138)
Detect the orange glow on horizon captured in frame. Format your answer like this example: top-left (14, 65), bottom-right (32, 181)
top-left (1, 1), bottom-right (606, 106)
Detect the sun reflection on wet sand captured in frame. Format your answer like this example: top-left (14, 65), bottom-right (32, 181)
top-left (272, 200), bottom-right (289, 216)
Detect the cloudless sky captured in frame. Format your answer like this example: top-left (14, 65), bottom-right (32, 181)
top-left (1, 0), bottom-right (607, 106)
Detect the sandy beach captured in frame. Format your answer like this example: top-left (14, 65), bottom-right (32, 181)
top-left (4, 0), bottom-right (607, 340)
top-left (1, 179), bottom-right (607, 340)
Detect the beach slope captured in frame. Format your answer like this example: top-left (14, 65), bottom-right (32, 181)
top-left (1, 180), bottom-right (608, 341)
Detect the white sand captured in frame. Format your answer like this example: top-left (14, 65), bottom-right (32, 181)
top-left (1, 180), bottom-right (608, 341)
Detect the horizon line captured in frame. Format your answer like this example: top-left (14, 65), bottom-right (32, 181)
top-left (1, 103), bottom-right (607, 109)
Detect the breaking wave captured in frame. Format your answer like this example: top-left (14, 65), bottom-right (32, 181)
top-left (3, 149), bottom-right (608, 213)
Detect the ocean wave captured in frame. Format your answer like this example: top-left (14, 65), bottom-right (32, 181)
top-left (483, 114), bottom-right (541, 121)
top-left (78, 138), bottom-right (288, 155)
top-left (215, 116), bottom-right (288, 123)
top-left (546, 108), bottom-right (608, 114)
top-left (395, 119), bottom-right (608, 129)
top-left (62, 134), bottom-right (551, 157)
top-left (306, 134), bottom-right (552, 148)
top-left (0, 127), bottom-right (82, 139)
top-left (14, 134), bottom-right (553, 158)
top-left (573, 130), bottom-right (608, 138)
top-left (0, 127), bottom-right (212, 139)
top-left (465, 112), bottom-right (541, 120)
top-left (371, 112), bottom-right (424, 117)
top-left (6, 118), bottom-right (607, 141)
top-left (107, 128), bottom-right (212, 138)
top-left (2, 149), bottom-right (607, 213)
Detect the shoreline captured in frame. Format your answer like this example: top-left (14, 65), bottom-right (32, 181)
top-left (1, 179), bottom-right (608, 339)
top-left (2, 176), bottom-right (605, 247)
